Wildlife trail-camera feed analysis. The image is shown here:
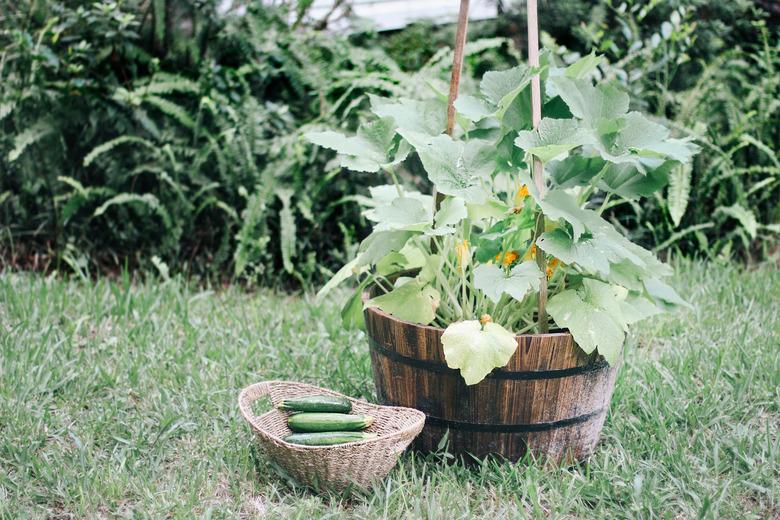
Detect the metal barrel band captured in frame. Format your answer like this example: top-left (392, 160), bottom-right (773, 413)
top-left (421, 408), bottom-right (606, 433)
top-left (368, 337), bottom-right (610, 380)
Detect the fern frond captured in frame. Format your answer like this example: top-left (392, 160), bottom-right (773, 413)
top-left (716, 204), bottom-right (758, 240)
top-left (420, 37), bottom-right (508, 73)
top-left (92, 193), bottom-right (172, 229)
top-left (276, 188), bottom-right (296, 274)
top-left (93, 193), bottom-right (160, 217)
top-left (0, 102), bottom-right (14, 121)
top-left (140, 77), bottom-right (200, 96)
top-left (667, 163), bottom-right (691, 228)
top-left (143, 95), bottom-right (195, 129)
top-left (8, 120), bottom-right (52, 162)
top-left (57, 176), bottom-right (88, 198)
top-left (740, 134), bottom-right (780, 168)
top-left (83, 136), bottom-right (157, 167)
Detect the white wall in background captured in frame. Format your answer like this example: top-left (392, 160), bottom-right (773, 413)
top-left (309, 0), bottom-right (499, 31)
top-left (218, 0), bottom-right (499, 32)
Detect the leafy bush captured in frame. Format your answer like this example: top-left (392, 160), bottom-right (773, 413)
top-left (0, 1), bottom-right (519, 283)
top-left (310, 53), bottom-right (697, 383)
top-left (2, 0), bottom-right (777, 283)
top-left (518, 0), bottom-right (780, 259)
top-left (0, 2), bottom-right (367, 281)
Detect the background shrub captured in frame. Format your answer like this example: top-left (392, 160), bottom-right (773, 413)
top-left (1, 0), bottom-right (777, 285)
top-left (505, 0), bottom-right (780, 260)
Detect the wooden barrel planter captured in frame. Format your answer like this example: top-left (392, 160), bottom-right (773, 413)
top-left (363, 294), bottom-right (619, 464)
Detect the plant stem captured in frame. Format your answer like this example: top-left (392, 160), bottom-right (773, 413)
top-left (598, 193), bottom-right (613, 214)
top-left (384, 166), bottom-right (403, 197)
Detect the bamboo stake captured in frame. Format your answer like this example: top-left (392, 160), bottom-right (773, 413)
top-left (527, 0), bottom-right (548, 332)
top-left (446, 0), bottom-right (470, 136)
top-left (435, 0), bottom-right (470, 210)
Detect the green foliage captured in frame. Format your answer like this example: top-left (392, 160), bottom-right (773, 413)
top-left (0, 1), bottom-right (516, 283)
top-left (310, 53), bottom-right (698, 382)
top-left (535, 0), bottom-right (780, 259)
top-left (2, 0), bottom-right (776, 280)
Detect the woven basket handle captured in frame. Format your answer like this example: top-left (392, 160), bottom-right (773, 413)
top-left (238, 381), bottom-right (272, 425)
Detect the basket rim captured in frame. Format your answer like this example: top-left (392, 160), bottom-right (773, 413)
top-left (238, 380), bottom-right (426, 451)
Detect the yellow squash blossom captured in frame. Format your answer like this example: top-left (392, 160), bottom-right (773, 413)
top-left (523, 244), bottom-right (537, 260)
top-left (455, 240), bottom-right (470, 272)
top-left (546, 257), bottom-right (562, 279)
top-left (514, 184), bottom-right (530, 206)
top-left (494, 250), bottom-right (520, 267)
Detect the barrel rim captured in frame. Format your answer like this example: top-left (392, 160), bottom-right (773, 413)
top-left (362, 290), bottom-right (573, 340)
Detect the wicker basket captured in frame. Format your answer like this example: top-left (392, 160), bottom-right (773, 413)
top-left (238, 380), bottom-right (425, 490)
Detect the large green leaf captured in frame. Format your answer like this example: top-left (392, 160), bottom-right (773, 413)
top-left (536, 189), bottom-right (587, 240)
top-left (365, 196), bottom-right (431, 232)
top-left (375, 252), bottom-right (407, 276)
top-left (358, 230), bottom-right (417, 265)
top-left (479, 64), bottom-right (535, 119)
top-left (366, 280), bottom-right (440, 325)
top-left (563, 52), bottom-right (603, 79)
top-left (305, 117), bottom-right (398, 173)
top-left (441, 320), bottom-right (518, 385)
top-left (536, 229), bottom-right (611, 276)
top-left (535, 202), bottom-right (673, 284)
top-left (474, 261), bottom-right (542, 303)
top-left (361, 184), bottom-right (432, 209)
top-left (453, 95), bottom-right (494, 122)
top-left (644, 278), bottom-right (693, 310)
top-left (316, 257), bottom-right (361, 300)
top-left (515, 118), bottom-right (594, 163)
top-left (341, 278), bottom-right (372, 330)
top-left (600, 160), bottom-right (674, 199)
top-left (317, 229), bottom-right (416, 300)
top-left (400, 131), bottom-right (494, 203)
top-left (593, 112), bottom-right (698, 166)
top-left (369, 96), bottom-right (446, 135)
top-left (547, 280), bottom-right (626, 364)
top-left (616, 289), bottom-right (661, 324)
top-left (434, 196), bottom-right (468, 228)
top-left (548, 156), bottom-right (606, 188)
top-left (581, 212), bottom-right (672, 280)
top-left (452, 64), bottom-right (536, 125)
top-left (549, 76), bottom-right (629, 124)
top-left (467, 200), bottom-right (510, 222)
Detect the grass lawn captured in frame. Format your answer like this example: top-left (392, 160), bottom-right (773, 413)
top-left (1, 260), bottom-right (778, 518)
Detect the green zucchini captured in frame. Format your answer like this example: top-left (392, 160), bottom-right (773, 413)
top-left (287, 412), bottom-right (374, 432)
top-left (277, 395), bottom-right (352, 413)
top-left (283, 431), bottom-right (377, 446)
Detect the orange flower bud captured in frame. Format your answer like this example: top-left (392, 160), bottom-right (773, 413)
top-left (494, 250), bottom-right (520, 267)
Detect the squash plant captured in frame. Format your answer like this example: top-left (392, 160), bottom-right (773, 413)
top-left (307, 53), bottom-right (698, 385)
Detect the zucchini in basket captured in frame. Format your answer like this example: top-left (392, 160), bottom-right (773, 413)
top-left (283, 431), bottom-right (377, 446)
top-left (287, 412), bottom-right (373, 432)
top-left (277, 395), bottom-right (352, 413)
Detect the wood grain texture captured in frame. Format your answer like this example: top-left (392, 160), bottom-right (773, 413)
top-left (364, 294), bottom-right (619, 464)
